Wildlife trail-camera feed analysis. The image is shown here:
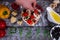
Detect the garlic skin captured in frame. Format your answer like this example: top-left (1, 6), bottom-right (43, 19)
top-left (17, 21), bottom-right (23, 25)
top-left (11, 11), bottom-right (17, 16)
top-left (10, 17), bottom-right (17, 23)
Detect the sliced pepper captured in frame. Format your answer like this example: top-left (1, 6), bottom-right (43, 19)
top-left (0, 5), bottom-right (10, 19)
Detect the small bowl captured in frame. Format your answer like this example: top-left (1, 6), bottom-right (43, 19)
top-left (50, 25), bottom-right (60, 40)
top-left (46, 7), bottom-right (60, 24)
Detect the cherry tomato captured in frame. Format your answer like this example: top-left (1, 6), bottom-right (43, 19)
top-left (22, 12), bottom-right (28, 17)
top-left (0, 20), bottom-right (6, 29)
top-left (30, 15), bottom-right (35, 19)
top-left (11, 2), bottom-right (19, 10)
top-left (27, 19), bottom-right (33, 25)
top-left (0, 30), bottom-right (6, 38)
top-left (34, 9), bottom-right (38, 14)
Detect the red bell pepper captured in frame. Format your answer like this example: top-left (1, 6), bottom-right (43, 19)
top-left (0, 19), bottom-right (6, 29)
top-left (11, 2), bottom-right (19, 10)
top-left (0, 30), bottom-right (6, 38)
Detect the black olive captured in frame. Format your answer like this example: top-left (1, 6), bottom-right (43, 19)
top-left (51, 27), bottom-right (60, 40)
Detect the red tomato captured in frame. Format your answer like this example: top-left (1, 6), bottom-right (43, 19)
top-left (0, 30), bottom-right (6, 38)
top-left (0, 20), bottom-right (6, 29)
top-left (34, 9), bottom-right (38, 14)
top-left (30, 15), bottom-right (35, 19)
top-left (27, 19), bottom-right (33, 25)
top-left (11, 2), bottom-right (19, 10)
top-left (22, 12), bottom-right (28, 17)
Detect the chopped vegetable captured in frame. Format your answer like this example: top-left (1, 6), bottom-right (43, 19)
top-left (26, 28), bottom-right (32, 37)
top-left (9, 28), bottom-right (16, 34)
top-left (36, 4), bottom-right (44, 12)
top-left (0, 30), bottom-right (6, 38)
top-left (11, 2), bottom-right (19, 10)
top-left (19, 28), bottom-right (23, 36)
top-left (30, 15), bottom-right (35, 19)
top-left (36, 28), bottom-right (40, 35)
top-left (34, 9), bottom-right (38, 14)
top-left (0, 19), bottom-right (6, 29)
top-left (17, 21), bottom-right (23, 25)
top-left (10, 16), bottom-right (17, 23)
top-left (22, 12), bottom-right (28, 17)
top-left (0, 5), bottom-right (10, 19)
top-left (27, 19), bottom-right (33, 25)
top-left (44, 29), bottom-right (50, 37)
top-left (11, 11), bottom-right (17, 16)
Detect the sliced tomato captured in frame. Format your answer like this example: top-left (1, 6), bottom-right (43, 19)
top-left (30, 15), bottom-right (35, 19)
top-left (22, 12), bottom-right (28, 17)
top-left (34, 9), bottom-right (38, 14)
top-left (0, 30), bottom-right (6, 38)
top-left (27, 19), bottom-right (33, 25)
